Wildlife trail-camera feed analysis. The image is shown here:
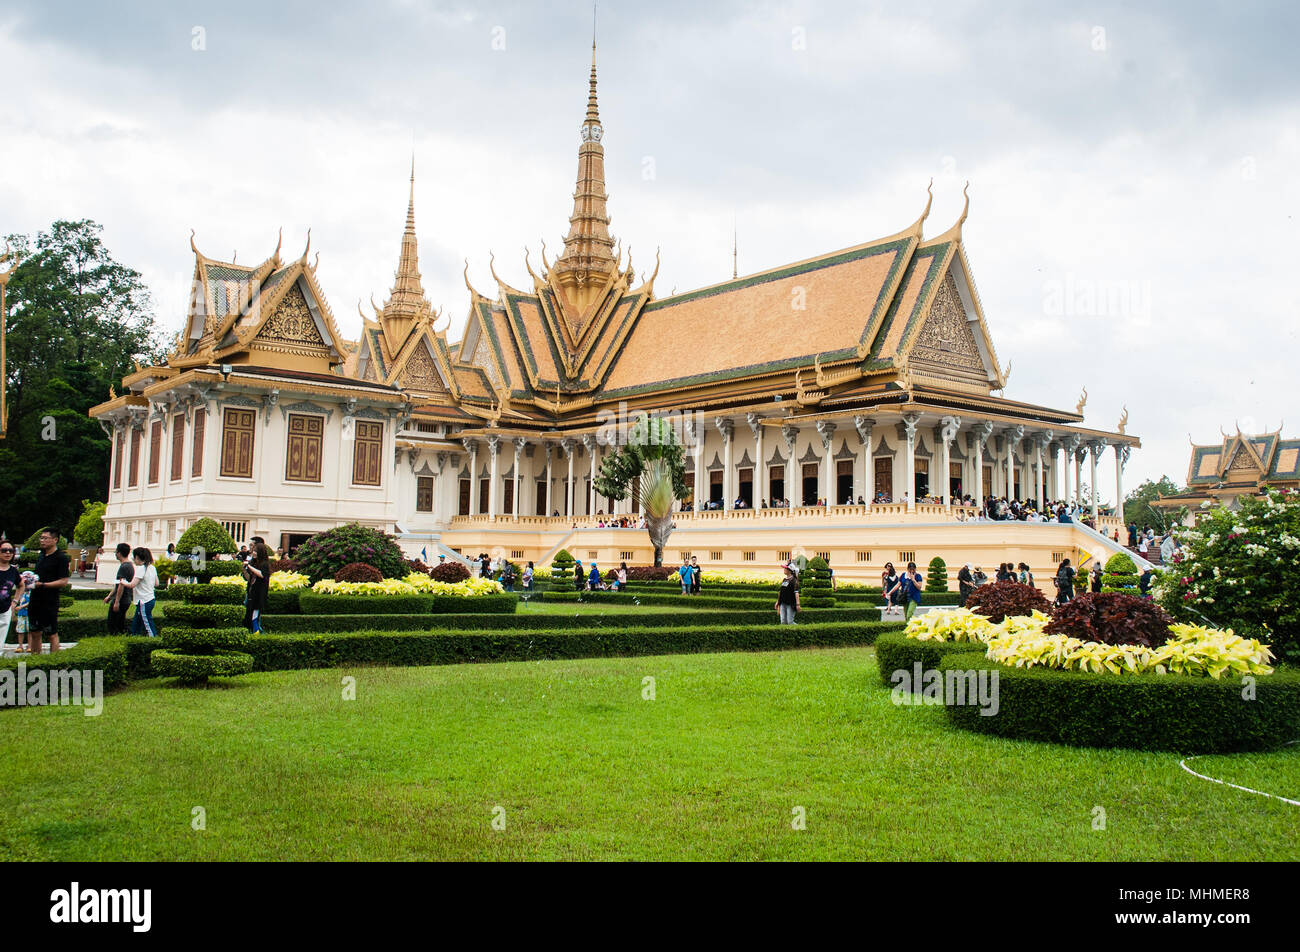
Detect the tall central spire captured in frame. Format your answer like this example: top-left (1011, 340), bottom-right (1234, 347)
top-left (380, 157), bottom-right (432, 347)
top-left (552, 39), bottom-right (617, 306)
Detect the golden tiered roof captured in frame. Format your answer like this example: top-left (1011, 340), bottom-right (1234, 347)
top-left (100, 47), bottom-right (1137, 452)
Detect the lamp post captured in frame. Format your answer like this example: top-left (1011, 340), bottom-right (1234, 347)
top-left (0, 244), bottom-right (18, 439)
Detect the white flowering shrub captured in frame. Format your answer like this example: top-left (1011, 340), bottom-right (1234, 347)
top-left (1153, 488), bottom-right (1300, 660)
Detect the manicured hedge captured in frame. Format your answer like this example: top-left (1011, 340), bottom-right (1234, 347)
top-left (160, 620), bottom-right (898, 673)
top-left (874, 630), bottom-right (990, 687)
top-left (150, 649), bottom-right (253, 681)
top-left (938, 652), bottom-right (1300, 753)
top-left (168, 583), bottom-right (246, 605)
top-left (0, 637), bottom-right (129, 707)
top-left (164, 603), bottom-right (245, 628)
top-left (67, 587), bottom-right (110, 601)
top-left (267, 590), bottom-right (301, 614)
top-left (297, 593), bottom-right (433, 615)
top-left (196, 606), bottom-right (899, 636)
top-left (427, 594), bottom-right (517, 614)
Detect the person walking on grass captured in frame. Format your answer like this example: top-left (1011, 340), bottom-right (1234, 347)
top-left (775, 563), bottom-right (801, 625)
top-left (28, 528), bottom-right (70, 654)
top-left (690, 556), bottom-right (702, 595)
top-left (122, 547), bottom-right (160, 637)
top-left (888, 561), bottom-right (925, 622)
top-left (679, 557), bottom-right (693, 595)
top-left (103, 542), bottom-right (134, 635)
top-left (1018, 561), bottom-right (1034, 589)
top-left (522, 561), bottom-right (534, 591)
top-left (881, 561), bottom-right (899, 614)
top-left (0, 541), bottom-right (24, 648)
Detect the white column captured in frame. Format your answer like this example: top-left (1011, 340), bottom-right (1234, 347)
top-left (1089, 440), bottom-right (1105, 522)
top-left (584, 434), bottom-right (597, 515)
top-left (463, 438), bottom-right (479, 515)
top-left (715, 417), bottom-right (734, 510)
top-left (1074, 448), bottom-right (1083, 507)
top-left (1035, 433), bottom-right (1047, 508)
top-left (561, 438), bottom-right (575, 517)
top-left (513, 437), bottom-right (525, 518)
top-left (855, 415), bottom-right (874, 507)
top-left (1004, 425), bottom-right (1023, 500)
top-left (973, 421), bottom-right (992, 509)
top-left (781, 424), bottom-right (798, 506)
top-left (817, 420), bottom-right (835, 505)
top-left (939, 416), bottom-right (960, 510)
top-left (544, 442), bottom-right (554, 515)
top-left (487, 435), bottom-right (500, 520)
top-left (747, 413), bottom-right (764, 507)
top-left (902, 413), bottom-right (920, 512)
top-left (689, 417), bottom-right (704, 510)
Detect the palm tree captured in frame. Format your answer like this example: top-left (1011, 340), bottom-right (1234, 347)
top-left (593, 414), bottom-right (689, 567)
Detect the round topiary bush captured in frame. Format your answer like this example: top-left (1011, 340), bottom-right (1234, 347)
top-left (802, 557), bottom-right (836, 608)
top-left (175, 518), bottom-right (238, 560)
top-left (430, 560), bottom-right (471, 583)
top-left (406, 558), bottom-right (430, 575)
top-left (22, 529), bottom-right (68, 550)
top-left (965, 580), bottom-right (1052, 624)
top-left (548, 549), bottom-right (580, 600)
top-left (334, 562), bottom-right (384, 583)
top-left (293, 523), bottom-right (408, 582)
top-left (1101, 551), bottom-right (1140, 595)
top-left (269, 558), bottom-right (299, 574)
top-left (151, 628), bottom-right (253, 685)
top-left (1045, 592), bottom-right (1174, 648)
top-left (925, 557), bottom-right (949, 594)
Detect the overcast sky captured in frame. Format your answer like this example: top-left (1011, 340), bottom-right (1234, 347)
top-left (2, 0), bottom-right (1297, 495)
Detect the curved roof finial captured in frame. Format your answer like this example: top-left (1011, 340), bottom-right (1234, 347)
top-left (190, 229), bottom-right (203, 259)
top-left (300, 229), bottom-right (312, 263)
top-left (274, 227), bottom-right (283, 261)
top-left (540, 239), bottom-right (551, 274)
top-left (488, 250), bottom-right (503, 285)
top-left (524, 246), bottom-right (543, 285)
top-left (312, 251), bottom-right (320, 271)
top-left (958, 181), bottom-right (970, 227)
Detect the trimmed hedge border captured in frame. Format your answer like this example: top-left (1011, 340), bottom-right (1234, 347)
top-left (938, 651), bottom-right (1300, 754)
top-left (60, 604), bottom-right (894, 639)
top-left (165, 603), bottom-right (245, 628)
top-left (874, 630), bottom-right (991, 687)
top-left (296, 593), bottom-right (516, 615)
top-left (67, 587), bottom-right (110, 601)
top-left (0, 637), bottom-right (129, 708)
top-left (151, 620), bottom-right (901, 673)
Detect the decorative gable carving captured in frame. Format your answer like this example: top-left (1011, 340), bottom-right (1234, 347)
top-left (400, 340), bottom-right (447, 392)
top-left (908, 270), bottom-right (985, 376)
top-left (257, 283), bottom-right (326, 349)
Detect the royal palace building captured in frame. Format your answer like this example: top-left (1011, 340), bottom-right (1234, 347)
top-left (91, 50), bottom-right (1142, 582)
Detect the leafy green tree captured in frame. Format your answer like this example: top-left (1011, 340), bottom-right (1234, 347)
top-left (1124, 476), bottom-right (1186, 532)
top-left (1153, 489), bottom-right (1300, 660)
top-left (74, 500), bottom-right (106, 548)
top-left (175, 518), bottom-right (238, 559)
top-left (594, 414), bottom-right (689, 566)
top-left (0, 220), bottom-right (165, 541)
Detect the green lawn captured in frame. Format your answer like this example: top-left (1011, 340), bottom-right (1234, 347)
top-left (1, 645), bottom-right (1296, 861)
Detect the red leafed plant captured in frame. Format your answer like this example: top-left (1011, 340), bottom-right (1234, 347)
top-left (430, 561), bottom-right (471, 583)
top-left (625, 566), bottom-right (672, 580)
top-left (269, 558), bottom-right (299, 574)
top-left (333, 562), bottom-right (383, 583)
top-left (405, 559), bottom-right (430, 575)
top-left (1045, 592), bottom-right (1174, 647)
top-left (965, 580), bottom-right (1051, 624)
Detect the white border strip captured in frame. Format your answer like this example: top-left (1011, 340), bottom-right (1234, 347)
top-left (1178, 741), bottom-right (1300, 807)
